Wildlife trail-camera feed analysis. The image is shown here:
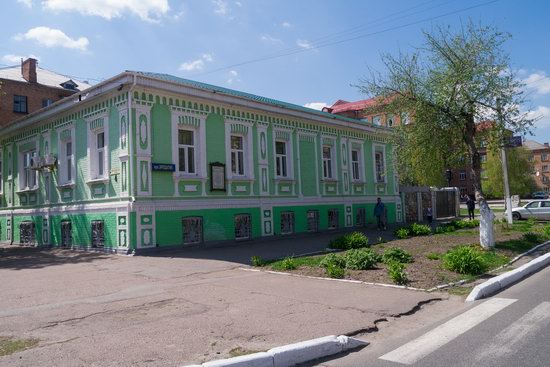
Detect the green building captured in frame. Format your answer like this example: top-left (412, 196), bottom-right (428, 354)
top-left (0, 72), bottom-right (402, 253)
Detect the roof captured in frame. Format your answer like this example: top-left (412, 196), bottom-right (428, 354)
top-left (134, 71), bottom-right (380, 126)
top-left (325, 96), bottom-right (396, 114)
top-left (524, 139), bottom-right (550, 151)
top-left (0, 64), bottom-right (92, 91)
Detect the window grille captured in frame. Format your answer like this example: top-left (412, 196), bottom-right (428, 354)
top-left (328, 209), bottom-right (339, 230)
top-left (20, 221), bottom-right (35, 245)
top-left (356, 208), bottom-right (366, 227)
top-left (182, 217), bottom-right (203, 245)
top-left (61, 221), bottom-right (72, 247)
top-left (91, 220), bottom-right (105, 248)
top-left (280, 212), bottom-right (295, 235)
top-left (307, 210), bottom-right (319, 232)
top-left (234, 214), bottom-right (251, 240)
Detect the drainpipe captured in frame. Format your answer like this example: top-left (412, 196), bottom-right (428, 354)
top-left (127, 73), bottom-right (137, 252)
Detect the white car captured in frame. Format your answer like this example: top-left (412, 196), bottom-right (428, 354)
top-left (507, 200), bottom-right (550, 220)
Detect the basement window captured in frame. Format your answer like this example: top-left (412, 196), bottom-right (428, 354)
top-left (234, 214), bottom-right (251, 240)
top-left (182, 217), bottom-right (203, 245)
top-left (91, 220), bottom-right (105, 248)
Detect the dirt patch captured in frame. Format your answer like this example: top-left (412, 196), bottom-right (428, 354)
top-left (0, 336), bottom-right (39, 356)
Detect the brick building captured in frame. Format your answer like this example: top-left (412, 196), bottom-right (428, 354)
top-left (524, 139), bottom-right (550, 193)
top-left (322, 97), bottom-right (410, 127)
top-left (0, 58), bottom-right (91, 127)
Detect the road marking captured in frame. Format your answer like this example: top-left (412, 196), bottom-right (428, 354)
top-left (379, 297), bottom-right (517, 365)
top-left (474, 302), bottom-right (550, 362)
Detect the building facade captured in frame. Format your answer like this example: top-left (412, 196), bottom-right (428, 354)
top-left (322, 98), bottom-right (410, 128)
top-left (0, 58), bottom-right (91, 127)
top-left (524, 139), bottom-right (550, 193)
top-left (0, 72), bottom-right (402, 252)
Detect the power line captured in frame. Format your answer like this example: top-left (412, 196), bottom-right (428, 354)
top-left (192, 0), bottom-right (500, 78)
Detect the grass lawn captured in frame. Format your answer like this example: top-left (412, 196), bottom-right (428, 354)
top-left (253, 219), bottom-right (549, 291)
top-left (459, 207), bottom-right (505, 216)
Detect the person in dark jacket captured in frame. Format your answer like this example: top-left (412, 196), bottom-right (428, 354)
top-left (374, 197), bottom-right (386, 230)
top-left (466, 195), bottom-right (476, 220)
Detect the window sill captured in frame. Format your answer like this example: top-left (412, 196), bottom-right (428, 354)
top-left (16, 187), bottom-right (38, 194)
top-left (321, 178), bottom-right (338, 183)
top-left (273, 177), bottom-right (295, 183)
top-left (173, 173), bottom-right (207, 181)
top-left (228, 177), bottom-right (255, 182)
top-left (375, 181), bottom-right (387, 185)
top-left (351, 180), bottom-right (366, 184)
top-left (86, 177), bottom-right (109, 185)
top-left (57, 182), bottom-right (76, 189)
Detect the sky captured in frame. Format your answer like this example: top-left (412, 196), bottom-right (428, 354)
top-left (1, 0), bottom-right (549, 142)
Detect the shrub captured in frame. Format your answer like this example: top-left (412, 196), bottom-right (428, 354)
top-left (387, 261), bottom-right (408, 285)
top-left (344, 248), bottom-right (381, 270)
top-left (410, 223), bottom-right (432, 236)
top-left (280, 256), bottom-right (297, 270)
top-left (443, 246), bottom-right (487, 275)
top-left (325, 264), bottom-right (345, 278)
top-left (251, 256), bottom-right (265, 267)
top-left (319, 253), bottom-right (346, 269)
top-left (527, 218), bottom-right (536, 227)
top-left (543, 224), bottom-right (550, 237)
top-left (395, 228), bottom-right (410, 239)
top-left (523, 232), bottom-right (545, 243)
top-left (383, 247), bottom-right (413, 264)
top-left (426, 252), bottom-right (441, 260)
top-left (329, 232), bottom-right (369, 250)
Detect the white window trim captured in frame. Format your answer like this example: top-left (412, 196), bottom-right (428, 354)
top-left (349, 140), bottom-right (365, 182)
top-left (225, 121), bottom-right (254, 181)
top-left (171, 112), bottom-right (207, 181)
top-left (177, 128), bottom-right (198, 175)
top-left (57, 126), bottom-right (76, 187)
top-left (17, 140), bottom-right (38, 192)
top-left (372, 143), bottom-right (387, 184)
top-left (321, 138), bottom-right (336, 181)
top-left (87, 120), bottom-right (110, 184)
top-left (275, 140), bottom-right (290, 179)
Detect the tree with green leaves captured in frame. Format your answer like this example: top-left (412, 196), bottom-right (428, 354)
top-left (359, 22), bottom-right (534, 248)
top-left (483, 147), bottom-right (535, 198)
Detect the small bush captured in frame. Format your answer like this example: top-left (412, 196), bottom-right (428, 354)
top-left (280, 256), bottom-right (297, 270)
top-left (251, 256), bottom-right (265, 267)
top-left (410, 223), bottom-right (432, 236)
top-left (395, 228), bottom-right (410, 239)
top-left (543, 224), bottom-right (550, 237)
top-left (443, 246), bottom-right (487, 275)
top-left (426, 252), bottom-right (441, 260)
top-left (382, 247), bottom-right (413, 264)
top-left (527, 218), bottom-right (536, 227)
top-left (329, 232), bottom-right (369, 250)
top-left (387, 261), bottom-right (408, 285)
top-left (325, 264), bottom-right (345, 278)
top-left (319, 253), bottom-right (346, 269)
top-left (344, 248), bottom-right (381, 270)
top-left (523, 232), bottom-right (545, 243)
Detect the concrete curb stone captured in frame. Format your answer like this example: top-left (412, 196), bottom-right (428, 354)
top-left (466, 251), bottom-right (550, 302)
top-left (182, 335), bottom-right (368, 367)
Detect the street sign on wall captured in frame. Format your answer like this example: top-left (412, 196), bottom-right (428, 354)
top-left (505, 136), bottom-right (522, 148)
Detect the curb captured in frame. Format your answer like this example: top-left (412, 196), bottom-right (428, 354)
top-left (182, 335), bottom-right (368, 367)
top-left (466, 251), bottom-right (550, 302)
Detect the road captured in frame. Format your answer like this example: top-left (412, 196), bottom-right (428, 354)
top-left (316, 265), bottom-right (550, 367)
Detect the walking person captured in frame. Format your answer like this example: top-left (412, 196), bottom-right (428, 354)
top-left (466, 195), bottom-right (476, 220)
top-left (374, 197), bottom-right (386, 230)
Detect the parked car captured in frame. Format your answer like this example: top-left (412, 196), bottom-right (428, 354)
top-left (506, 200), bottom-right (550, 220)
top-left (532, 191), bottom-right (549, 199)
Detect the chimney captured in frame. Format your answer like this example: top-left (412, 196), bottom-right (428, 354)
top-left (22, 58), bottom-right (37, 83)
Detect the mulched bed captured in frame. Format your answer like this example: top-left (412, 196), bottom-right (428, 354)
top-left (266, 229), bottom-right (526, 290)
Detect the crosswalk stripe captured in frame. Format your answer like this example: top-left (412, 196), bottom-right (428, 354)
top-left (473, 302), bottom-right (550, 363)
top-left (379, 297), bottom-right (517, 365)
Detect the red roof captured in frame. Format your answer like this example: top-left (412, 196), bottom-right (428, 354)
top-left (326, 96), bottom-right (394, 114)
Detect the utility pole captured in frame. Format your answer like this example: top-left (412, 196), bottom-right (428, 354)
top-left (497, 98), bottom-right (513, 225)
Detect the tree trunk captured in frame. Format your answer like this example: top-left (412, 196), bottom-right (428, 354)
top-left (465, 116), bottom-right (495, 249)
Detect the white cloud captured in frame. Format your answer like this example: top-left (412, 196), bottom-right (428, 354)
top-left (227, 70), bottom-right (239, 84)
top-left (304, 102), bottom-right (328, 111)
top-left (17, 0), bottom-right (32, 8)
top-left (212, 0), bottom-right (229, 15)
top-left (2, 54), bottom-right (40, 64)
top-left (524, 72), bottom-right (550, 95)
top-left (260, 34), bottom-right (283, 44)
top-left (281, 21), bottom-right (291, 28)
top-left (179, 53), bottom-right (214, 72)
top-left (296, 39), bottom-right (314, 49)
top-left (42, 0), bottom-right (169, 22)
top-left (15, 27), bottom-right (89, 51)
top-left (235, 1), bottom-right (243, 7)
top-left (527, 105), bottom-right (550, 128)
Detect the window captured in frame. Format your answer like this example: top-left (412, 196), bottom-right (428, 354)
top-left (234, 214), bottom-right (251, 240)
top-left (91, 220), bottom-right (105, 248)
top-left (182, 217), bottom-right (203, 245)
top-left (529, 155), bottom-right (534, 162)
top-left (459, 171), bottom-right (466, 181)
top-left (275, 141), bottom-right (288, 177)
top-left (97, 132), bottom-right (105, 177)
top-left (526, 202), bottom-right (539, 209)
top-left (460, 186), bottom-right (467, 195)
top-left (20, 150), bottom-right (38, 190)
top-left (13, 95), bottom-right (28, 113)
top-left (306, 210), bottom-right (319, 232)
top-left (351, 149), bottom-right (361, 181)
top-left (178, 129), bottom-right (196, 174)
top-left (59, 131), bottom-right (75, 185)
top-left (401, 112), bottom-right (411, 125)
top-left (42, 98), bottom-right (53, 108)
top-left (481, 169), bottom-right (488, 179)
top-left (19, 221), bottom-right (35, 245)
top-left (61, 221), bottom-right (72, 247)
top-left (542, 154), bottom-right (549, 162)
top-left (375, 150), bottom-right (385, 183)
top-left (356, 208), bottom-right (366, 227)
top-left (543, 165), bottom-right (549, 172)
top-left (543, 176), bottom-right (549, 184)
top-left (281, 212), bottom-right (295, 235)
top-left (373, 115), bottom-right (382, 126)
top-left (328, 209), bottom-right (339, 230)
top-left (322, 146), bottom-right (333, 179)
top-left (89, 127), bottom-right (109, 181)
top-left (480, 154), bottom-right (487, 163)
top-left (230, 135), bottom-right (245, 176)
top-left (387, 114), bottom-right (394, 127)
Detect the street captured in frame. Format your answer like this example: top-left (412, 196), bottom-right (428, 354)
top-left (314, 265), bottom-right (550, 367)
